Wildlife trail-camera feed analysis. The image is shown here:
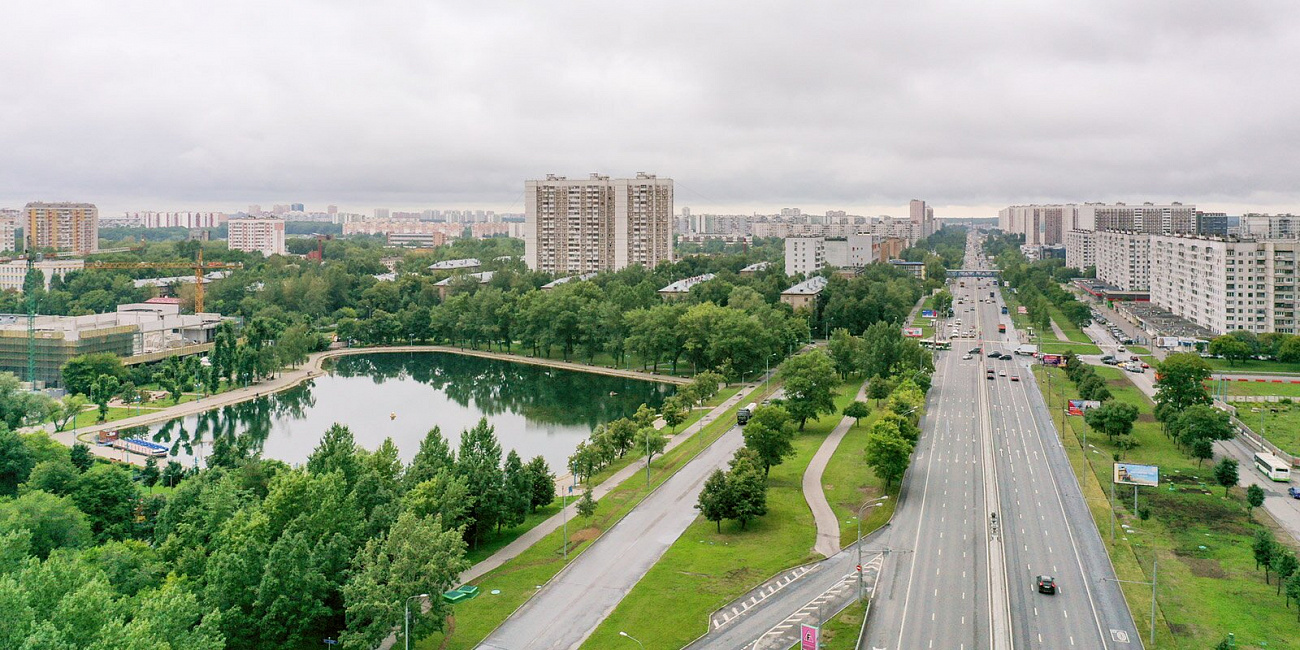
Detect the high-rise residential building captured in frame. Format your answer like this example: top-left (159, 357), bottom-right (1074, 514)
top-left (0, 222), bottom-right (14, 252)
top-left (26, 202), bottom-right (98, 254)
top-left (524, 173), bottom-right (673, 273)
top-left (227, 218), bottom-right (286, 256)
top-left (374, 208), bottom-right (390, 220)
top-left (1064, 230), bottom-right (1095, 271)
top-left (1196, 212), bottom-right (1228, 237)
top-left (1095, 231), bottom-right (1151, 291)
top-left (291, 203), bottom-right (304, 212)
top-left (247, 205), bottom-right (262, 216)
top-left (327, 205), bottom-right (338, 216)
top-left (909, 199), bottom-right (935, 239)
top-left (784, 234), bottom-right (877, 276)
top-left (1237, 214), bottom-right (1300, 239)
top-left (0, 258), bottom-right (84, 292)
top-left (1150, 235), bottom-right (1300, 335)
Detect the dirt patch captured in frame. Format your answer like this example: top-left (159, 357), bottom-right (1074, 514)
top-left (1137, 413), bottom-right (1157, 423)
top-left (1177, 555), bottom-right (1228, 579)
top-left (568, 526), bottom-right (601, 545)
top-left (1148, 491), bottom-right (1252, 536)
top-left (725, 566), bottom-right (758, 582)
top-left (1167, 623), bottom-right (1191, 636)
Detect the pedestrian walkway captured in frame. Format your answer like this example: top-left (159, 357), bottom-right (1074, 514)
top-left (1049, 318), bottom-right (1070, 342)
top-left (801, 380), bottom-right (868, 558)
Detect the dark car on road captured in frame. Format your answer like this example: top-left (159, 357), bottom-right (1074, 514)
top-left (1036, 575), bottom-right (1057, 595)
top-left (1289, 487), bottom-right (1300, 499)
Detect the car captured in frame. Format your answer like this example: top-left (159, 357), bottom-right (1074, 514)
top-left (1036, 575), bottom-right (1057, 594)
top-left (1130, 355), bottom-right (1140, 362)
top-left (1141, 362), bottom-right (1150, 369)
top-left (1117, 346), bottom-right (1127, 353)
top-left (970, 347), bottom-right (982, 354)
top-left (1100, 355), bottom-right (1116, 363)
top-left (962, 354), bottom-right (973, 360)
top-left (998, 370), bottom-right (1007, 377)
top-left (1010, 375), bottom-right (1020, 381)
top-left (1289, 487), bottom-right (1300, 499)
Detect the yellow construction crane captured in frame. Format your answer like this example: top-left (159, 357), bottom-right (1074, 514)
top-left (89, 250), bottom-right (242, 313)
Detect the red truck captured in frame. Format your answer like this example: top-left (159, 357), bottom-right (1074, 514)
top-left (998, 323), bottom-right (1007, 334)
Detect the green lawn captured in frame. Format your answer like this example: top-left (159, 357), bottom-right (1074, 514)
top-left (579, 380), bottom-right (867, 650)
top-left (818, 599), bottom-right (867, 649)
top-left (822, 408), bottom-right (897, 548)
top-left (1035, 365), bottom-right (1300, 649)
top-left (1048, 304), bottom-right (1093, 344)
top-left (1204, 357), bottom-right (1300, 375)
top-left (1222, 379), bottom-right (1300, 399)
top-left (1237, 402), bottom-right (1300, 457)
top-left (1038, 341), bottom-right (1103, 355)
top-left (417, 381), bottom-right (779, 650)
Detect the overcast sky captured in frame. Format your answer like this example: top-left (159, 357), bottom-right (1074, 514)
top-left (4, 1), bottom-right (1299, 218)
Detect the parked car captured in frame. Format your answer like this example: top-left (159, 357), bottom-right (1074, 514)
top-left (1130, 355), bottom-right (1140, 362)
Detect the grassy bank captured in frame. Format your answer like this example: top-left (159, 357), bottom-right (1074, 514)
top-left (1224, 380), bottom-right (1300, 399)
top-left (1205, 357), bottom-right (1300, 375)
top-left (1035, 364), bottom-right (1298, 649)
top-left (822, 409), bottom-right (897, 547)
top-left (1237, 401), bottom-right (1300, 457)
top-left (819, 600), bottom-right (868, 650)
top-left (578, 380), bottom-right (866, 650)
top-left (418, 380), bottom-right (778, 650)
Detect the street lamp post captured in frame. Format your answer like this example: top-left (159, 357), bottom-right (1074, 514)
top-left (618, 631), bottom-right (646, 649)
top-left (856, 496), bottom-right (890, 601)
top-left (1103, 555), bottom-right (1157, 647)
top-left (405, 593), bottom-right (429, 650)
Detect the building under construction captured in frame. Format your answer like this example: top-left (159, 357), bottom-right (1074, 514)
top-left (0, 303), bottom-right (222, 387)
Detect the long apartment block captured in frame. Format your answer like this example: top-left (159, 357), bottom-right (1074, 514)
top-left (524, 173), bottom-right (673, 273)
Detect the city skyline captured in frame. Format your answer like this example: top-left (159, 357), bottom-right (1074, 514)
top-left (6, 2), bottom-right (1300, 217)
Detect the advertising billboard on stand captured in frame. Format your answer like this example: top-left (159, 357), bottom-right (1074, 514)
top-left (1114, 463), bottom-right (1159, 487)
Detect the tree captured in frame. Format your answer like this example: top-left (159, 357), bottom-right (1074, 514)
top-left (742, 405), bottom-right (797, 477)
top-left (89, 374), bottom-right (121, 422)
top-left (1272, 549), bottom-right (1298, 597)
top-left (60, 353), bottom-right (127, 397)
top-left (636, 427), bottom-right (668, 473)
top-left (403, 469), bottom-right (471, 531)
top-left (71, 464), bottom-right (140, 542)
top-left (161, 460), bottom-right (185, 488)
top-left (525, 456), bottom-right (555, 513)
top-left (275, 324), bottom-right (315, 369)
top-left (727, 449), bottom-right (768, 530)
top-left (0, 490), bottom-right (90, 558)
top-left (660, 396), bottom-right (688, 433)
top-left (1288, 571), bottom-right (1300, 616)
top-left (499, 451), bottom-right (530, 531)
top-left (1191, 438), bottom-right (1215, 467)
top-left (0, 427), bottom-right (34, 497)
top-left (1209, 335), bottom-right (1251, 366)
top-left (1280, 336), bottom-right (1300, 363)
top-left (69, 443), bottom-right (93, 473)
top-left (25, 459), bottom-right (79, 496)
top-left (696, 469), bottom-right (732, 533)
top-left (341, 510), bottom-right (469, 650)
top-left (777, 349), bottom-right (839, 429)
top-left (1153, 353), bottom-right (1212, 414)
top-left (404, 426), bottom-right (454, 491)
top-left (52, 395), bottom-right (88, 432)
top-left (575, 485), bottom-right (598, 519)
top-left (140, 457), bottom-right (160, 490)
top-left (455, 418), bottom-right (504, 546)
top-left (1254, 529), bottom-right (1277, 579)
top-left (1083, 401), bottom-right (1139, 446)
top-left (867, 375), bottom-right (892, 406)
top-left (306, 423), bottom-right (361, 488)
top-left (828, 328), bottom-right (864, 378)
top-left (1245, 484), bottom-right (1265, 518)
top-left (843, 400), bottom-right (871, 427)
top-left (864, 419), bottom-right (914, 490)
top-left (1214, 457), bottom-right (1239, 497)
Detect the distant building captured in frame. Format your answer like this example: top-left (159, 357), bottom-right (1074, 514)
top-left (387, 231), bottom-right (447, 248)
top-left (784, 234), bottom-right (876, 276)
top-left (0, 302), bottom-right (222, 386)
top-left (0, 258), bottom-right (85, 292)
top-left (780, 275), bottom-right (829, 311)
top-left (888, 259), bottom-right (926, 279)
top-left (1150, 235), bottom-right (1300, 335)
top-left (524, 173), bottom-right (674, 273)
top-left (1095, 231), bottom-right (1151, 292)
top-left (541, 272), bottom-right (598, 290)
top-left (0, 222), bottom-right (14, 252)
top-left (374, 208), bottom-right (390, 220)
top-left (26, 202), bottom-right (98, 254)
top-left (227, 218), bottom-right (286, 256)
top-left (910, 199), bottom-right (935, 239)
top-left (658, 273), bottom-right (714, 300)
top-left (433, 271), bottom-right (494, 299)
top-left (113, 211), bottom-right (226, 229)
top-left (739, 261), bottom-right (770, 276)
top-left (428, 258), bottom-right (481, 271)
top-left (1195, 211), bottom-right (1228, 237)
top-left (1064, 230), bottom-right (1096, 271)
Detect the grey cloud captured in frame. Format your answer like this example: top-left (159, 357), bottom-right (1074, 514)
top-left (3, 0), bottom-right (1300, 216)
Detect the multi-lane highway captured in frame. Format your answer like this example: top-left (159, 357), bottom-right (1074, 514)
top-left (866, 234), bottom-right (1141, 649)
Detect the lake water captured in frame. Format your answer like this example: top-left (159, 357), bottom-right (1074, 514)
top-left (134, 352), bottom-right (674, 473)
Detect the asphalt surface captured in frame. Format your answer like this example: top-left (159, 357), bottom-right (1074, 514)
top-left (865, 236), bottom-right (1141, 650)
top-left (477, 420), bottom-right (748, 650)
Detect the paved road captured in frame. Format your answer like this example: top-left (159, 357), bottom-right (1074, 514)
top-left (477, 423), bottom-right (747, 649)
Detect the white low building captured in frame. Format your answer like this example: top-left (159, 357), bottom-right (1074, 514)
top-left (0, 258), bottom-right (85, 292)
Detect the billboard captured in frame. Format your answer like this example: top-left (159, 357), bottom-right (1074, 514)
top-left (1068, 399), bottom-right (1101, 415)
top-left (1041, 354), bottom-right (1063, 367)
top-left (1017, 305), bottom-right (1028, 315)
top-left (921, 309), bottom-right (936, 318)
top-left (800, 624), bottom-right (819, 650)
top-left (1114, 463), bottom-right (1159, 487)
top-left (902, 327), bottom-right (923, 338)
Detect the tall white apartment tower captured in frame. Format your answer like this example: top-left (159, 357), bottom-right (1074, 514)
top-left (525, 173), bottom-right (674, 273)
top-left (909, 199), bottom-right (933, 239)
top-left (227, 218), bottom-right (286, 256)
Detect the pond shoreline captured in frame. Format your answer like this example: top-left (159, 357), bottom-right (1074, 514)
top-left (52, 345), bottom-right (687, 466)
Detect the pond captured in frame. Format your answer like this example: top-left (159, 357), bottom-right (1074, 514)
top-left (132, 352), bottom-right (674, 472)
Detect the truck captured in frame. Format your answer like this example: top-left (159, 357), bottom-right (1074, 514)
top-left (737, 402), bottom-right (758, 425)
top-left (998, 323), bottom-right (1007, 334)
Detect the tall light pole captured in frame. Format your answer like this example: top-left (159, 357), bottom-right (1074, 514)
top-left (1103, 555), bottom-right (1157, 647)
top-left (856, 496), bottom-right (889, 601)
top-left (405, 593), bottom-right (429, 650)
top-left (618, 631), bottom-right (646, 649)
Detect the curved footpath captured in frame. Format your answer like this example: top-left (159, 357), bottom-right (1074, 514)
top-left (47, 345), bottom-right (688, 466)
top-left (801, 380), bottom-right (868, 558)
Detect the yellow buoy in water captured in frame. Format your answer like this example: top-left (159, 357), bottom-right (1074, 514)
top-left (390, 412), bottom-right (396, 420)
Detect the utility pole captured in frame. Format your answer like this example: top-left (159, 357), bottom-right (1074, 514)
top-left (1104, 556), bottom-right (1157, 647)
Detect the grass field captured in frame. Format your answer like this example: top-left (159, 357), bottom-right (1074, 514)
top-left (417, 380), bottom-right (779, 650)
top-left (1034, 364), bottom-right (1300, 649)
top-left (1236, 402), bottom-right (1300, 457)
top-left (1038, 340), bottom-right (1104, 355)
top-left (822, 408), bottom-right (897, 548)
top-left (1222, 379), bottom-right (1300, 399)
top-left (1204, 357), bottom-right (1300, 375)
top-left (1048, 304), bottom-right (1093, 344)
top-left (578, 380), bottom-right (867, 650)
top-left (819, 600), bottom-right (867, 649)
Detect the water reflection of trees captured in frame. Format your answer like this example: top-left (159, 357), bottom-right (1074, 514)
top-left (329, 352), bottom-right (673, 429)
top-left (144, 353), bottom-right (670, 467)
top-left (149, 381), bottom-right (318, 467)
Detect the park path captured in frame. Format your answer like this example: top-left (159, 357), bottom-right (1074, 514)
top-left (46, 345), bottom-right (687, 467)
top-left (1049, 317), bottom-right (1071, 342)
top-left (801, 380), bottom-right (869, 558)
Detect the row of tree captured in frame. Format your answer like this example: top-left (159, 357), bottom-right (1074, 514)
top-left (1251, 529), bottom-right (1300, 619)
top-left (985, 233), bottom-right (1093, 332)
top-left (1208, 328), bottom-right (1300, 365)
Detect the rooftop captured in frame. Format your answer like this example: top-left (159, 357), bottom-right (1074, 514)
top-left (541, 272), bottom-right (598, 289)
top-left (782, 275), bottom-right (830, 296)
top-left (658, 273), bottom-right (716, 294)
top-left (740, 261), bottom-right (771, 273)
top-left (433, 271), bottom-right (495, 287)
top-left (428, 258), bottom-right (482, 270)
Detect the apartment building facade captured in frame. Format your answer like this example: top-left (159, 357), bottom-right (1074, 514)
top-left (26, 202), bottom-right (98, 254)
top-left (784, 234), bottom-right (877, 276)
top-left (1064, 230), bottom-right (1095, 271)
top-left (0, 222), bottom-right (14, 252)
top-left (1095, 231), bottom-right (1151, 291)
top-left (227, 218), bottom-right (286, 256)
top-left (524, 173), bottom-right (673, 273)
top-left (1150, 235), bottom-right (1299, 335)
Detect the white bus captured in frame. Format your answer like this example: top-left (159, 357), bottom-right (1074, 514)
top-left (1254, 452), bottom-right (1292, 482)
